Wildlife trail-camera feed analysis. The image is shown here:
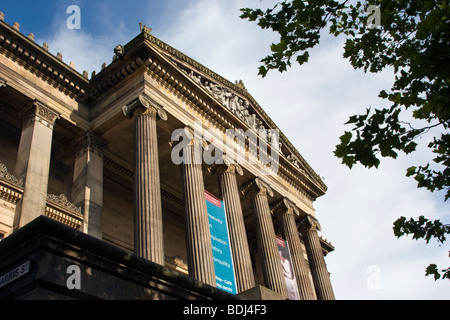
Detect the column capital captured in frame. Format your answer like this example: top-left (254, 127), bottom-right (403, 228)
top-left (72, 131), bottom-right (107, 156)
top-left (298, 214), bottom-right (322, 232)
top-left (270, 197), bottom-right (300, 216)
top-left (22, 100), bottom-right (60, 129)
top-left (122, 93), bottom-right (167, 121)
top-left (241, 177), bottom-right (274, 198)
top-left (169, 126), bottom-right (209, 155)
top-left (207, 155), bottom-right (243, 177)
top-left (0, 78), bottom-right (6, 88)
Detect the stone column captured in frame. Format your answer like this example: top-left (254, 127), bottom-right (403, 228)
top-left (15, 100), bottom-right (59, 229)
top-left (242, 177), bottom-right (287, 298)
top-left (272, 198), bottom-right (317, 300)
top-left (209, 162), bottom-right (255, 293)
top-left (72, 131), bottom-right (106, 239)
top-left (123, 94), bottom-right (167, 265)
top-left (300, 215), bottom-right (335, 300)
top-left (176, 127), bottom-right (216, 286)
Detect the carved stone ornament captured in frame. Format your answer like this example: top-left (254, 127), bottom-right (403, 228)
top-left (241, 177), bottom-right (274, 198)
top-left (172, 256), bottom-right (188, 269)
top-left (182, 69), bottom-right (279, 145)
top-left (298, 214), bottom-right (322, 232)
top-left (207, 155), bottom-right (244, 177)
top-left (287, 154), bottom-right (301, 169)
top-left (122, 93), bottom-right (167, 121)
top-left (47, 194), bottom-right (81, 213)
top-left (170, 126), bottom-right (209, 151)
top-left (0, 163), bottom-right (23, 187)
top-left (139, 23), bottom-right (152, 34)
top-left (113, 44), bottom-right (125, 61)
top-left (22, 100), bottom-right (60, 129)
top-left (271, 197), bottom-right (300, 216)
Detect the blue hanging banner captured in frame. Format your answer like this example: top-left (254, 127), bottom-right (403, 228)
top-left (205, 191), bottom-right (237, 294)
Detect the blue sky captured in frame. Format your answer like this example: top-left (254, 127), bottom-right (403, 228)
top-left (1, 0), bottom-right (448, 299)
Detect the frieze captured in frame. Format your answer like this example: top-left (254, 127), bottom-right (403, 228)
top-left (46, 194), bottom-right (81, 214)
top-left (0, 163), bottom-right (23, 187)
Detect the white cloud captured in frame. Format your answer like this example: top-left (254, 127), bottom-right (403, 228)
top-left (34, 7), bottom-right (136, 75)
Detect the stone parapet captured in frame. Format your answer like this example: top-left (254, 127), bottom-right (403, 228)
top-left (0, 216), bottom-right (240, 300)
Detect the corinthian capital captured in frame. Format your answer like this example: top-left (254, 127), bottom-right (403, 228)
top-left (122, 93), bottom-right (167, 121)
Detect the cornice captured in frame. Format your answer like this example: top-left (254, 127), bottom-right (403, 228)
top-left (0, 19), bottom-right (89, 100)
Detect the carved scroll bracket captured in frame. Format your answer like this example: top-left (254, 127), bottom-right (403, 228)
top-left (241, 177), bottom-right (274, 198)
top-left (298, 214), bottom-right (322, 232)
top-left (122, 93), bottom-right (167, 121)
top-left (207, 154), bottom-right (244, 177)
top-left (271, 197), bottom-right (301, 217)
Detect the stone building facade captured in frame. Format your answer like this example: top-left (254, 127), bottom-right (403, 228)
top-left (0, 16), bottom-right (335, 300)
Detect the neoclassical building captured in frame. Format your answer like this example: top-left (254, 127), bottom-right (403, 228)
top-left (0, 14), bottom-right (335, 300)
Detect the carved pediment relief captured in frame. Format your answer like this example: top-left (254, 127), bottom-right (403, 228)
top-left (181, 68), bottom-right (278, 144)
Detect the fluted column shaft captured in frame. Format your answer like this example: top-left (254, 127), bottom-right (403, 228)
top-left (279, 211), bottom-right (316, 300)
top-left (243, 178), bottom-right (287, 298)
top-left (134, 107), bottom-right (164, 265)
top-left (181, 137), bottom-right (216, 286)
top-left (123, 94), bottom-right (167, 266)
top-left (252, 192), bottom-right (287, 298)
top-left (217, 165), bottom-right (255, 293)
top-left (302, 226), bottom-right (335, 300)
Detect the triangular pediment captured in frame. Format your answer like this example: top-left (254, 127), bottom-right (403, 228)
top-left (136, 30), bottom-right (327, 196)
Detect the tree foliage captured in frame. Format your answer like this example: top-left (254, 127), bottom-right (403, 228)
top-left (241, 0), bottom-right (449, 281)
